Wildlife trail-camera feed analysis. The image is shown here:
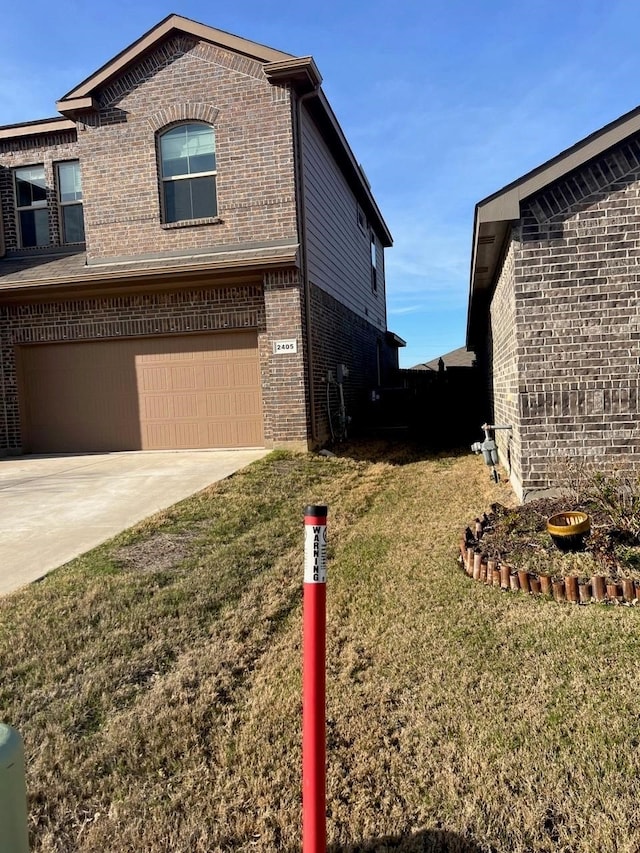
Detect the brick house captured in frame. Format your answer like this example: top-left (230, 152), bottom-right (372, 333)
top-left (467, 105), bottom-right (640, 501)
top-left (0, 14), bottom-right (401, 455)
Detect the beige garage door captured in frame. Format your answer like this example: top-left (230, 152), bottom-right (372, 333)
top-left (18, 332), bottom-right (263, 453)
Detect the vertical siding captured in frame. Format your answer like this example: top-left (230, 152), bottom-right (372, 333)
top-left (300, 106), bottom-right (386, 332)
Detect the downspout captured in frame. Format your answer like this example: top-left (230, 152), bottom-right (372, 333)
top-left (292, 85), bottom-right (320, 444)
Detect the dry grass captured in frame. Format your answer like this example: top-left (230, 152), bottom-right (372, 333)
top-left (2, 446), bottom-right (640, 852)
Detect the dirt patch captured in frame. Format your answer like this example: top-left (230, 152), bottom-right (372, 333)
top-left (114, 531), bottom-right (201, 573)
top-left (477, 498), bottom-right (640, 580)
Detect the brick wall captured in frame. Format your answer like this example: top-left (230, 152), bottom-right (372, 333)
top-left (0, 36), bottom-right (296, 263)
top-left (309, 283), bottom-right (391, 442)
top-left (262, 269), bottom-right (309, 449)
top-left (496, 136), bottom-right (640, 497)
top-left (75, 35), bottom-right (297, 263)
top-left (1, 272), bottom-right (386, 454)
top-left (488, 237), bottom-right (523, 496)
top-left (0, 131), bottom-right (80, 252)
top-left (0, 30), bottom-right (393, 456)
top-left (0, 278), bottom-right (312, 452)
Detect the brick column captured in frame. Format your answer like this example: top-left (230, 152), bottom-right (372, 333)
top-left (0, 308), bottom-right (19, 452)
top-left (261, 269), bottom-right (310, 449)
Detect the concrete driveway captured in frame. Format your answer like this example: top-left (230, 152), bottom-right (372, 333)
top-left (0, 448), bottom-right (269, 596)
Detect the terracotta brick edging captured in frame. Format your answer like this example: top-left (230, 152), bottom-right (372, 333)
top-left (459, 515), bottom-right (640, 606)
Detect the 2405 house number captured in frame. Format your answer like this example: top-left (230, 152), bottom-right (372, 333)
top-left (273, 339), bottom-right (298, 354)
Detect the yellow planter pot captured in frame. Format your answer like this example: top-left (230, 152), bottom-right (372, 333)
top-left (547, 511), bottom-right (591, 552)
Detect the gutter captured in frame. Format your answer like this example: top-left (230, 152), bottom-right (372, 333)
top-left (0, 251), bottom-right (299, 296)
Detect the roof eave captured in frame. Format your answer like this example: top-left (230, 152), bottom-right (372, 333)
top-left (385, 331), bottom-right (406, 347)
top-left (304, 90), bottom-right (392, 246)
top-left (0, 249), bottom-right (300, 298)
top-left (467, 101), bottom-right (640, 346)
top-left (0, 117), bottom-right (76, 140)
top-left (264, 56), bottom-right (322, 93)
top-left (466, 214), bottom-right (513, 350)
top-left (56, 13), bottom-right (293, 110)
top-left (55, 97), bottom-right (98, 119)
top-left (50, 14), bottom-right (391, 246)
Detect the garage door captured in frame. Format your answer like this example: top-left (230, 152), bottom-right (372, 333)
top-left (18, 332), bottom-right (264, 453)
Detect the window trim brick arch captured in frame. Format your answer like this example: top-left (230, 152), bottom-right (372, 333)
top-left (146, 103), bottom-right (220, 133)
top-left (148, 104), bottom-right (221, 228)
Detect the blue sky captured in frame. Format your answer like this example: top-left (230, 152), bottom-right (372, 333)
top-left (2, 0), bottom-right (640, 367)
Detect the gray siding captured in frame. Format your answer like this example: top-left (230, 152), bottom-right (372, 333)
top-left (300, 106), bottom-right (386, 331)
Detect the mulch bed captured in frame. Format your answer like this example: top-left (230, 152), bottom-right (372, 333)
top-left (460, 498), bottom-right (640, 604)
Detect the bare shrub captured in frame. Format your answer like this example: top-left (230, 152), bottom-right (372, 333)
top-left (552, 458), bottom-right (640, 541)
top-left (586, 470), bottom-right (640, 541)
top-left (550, 455), bottom-right (597, 505)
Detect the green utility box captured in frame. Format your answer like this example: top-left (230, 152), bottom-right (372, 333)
top-left (0, 724), bottom-right (29, 853)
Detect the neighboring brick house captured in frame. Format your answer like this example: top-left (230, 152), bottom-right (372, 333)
top-left (0, 14), bottom-right (401, 455)
top-left (467, 105), bottom-right (640, 501)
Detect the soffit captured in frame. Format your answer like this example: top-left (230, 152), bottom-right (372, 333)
top-left (467, 102), bottom-right (640, 347)
top-left (0, 118), bottom-right (76, 140)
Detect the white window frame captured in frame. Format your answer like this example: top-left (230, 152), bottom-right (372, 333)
top-left (158, 123), bottom-right (218, 224)
top-left (14, 164), bottom-right (49, 248)
top-left (370, 231), bottom-right (378, 294)
top-left (56, 160), bottom-right (85, 244)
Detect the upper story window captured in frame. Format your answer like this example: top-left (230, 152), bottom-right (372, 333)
top-left (370, 232), bottom-right (378, 294)
top-left (159, 123), bottom-right (217, 223)
top-left (15, 165), bottom-right (49, 248)
top-left (57, 161), bottom-right (85, 244)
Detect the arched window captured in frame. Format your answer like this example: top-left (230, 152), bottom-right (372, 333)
top-left (159, 123), bottom-right (217, 223)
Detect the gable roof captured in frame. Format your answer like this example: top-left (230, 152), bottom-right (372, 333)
top-left (56, 13), bottom-right (292, 115)
top-left (50, 13), bottom-right (391, 247)
top-left (467, 102), bottom-right (640, 347)
top-left (412, 346), bottom-right (475, 371)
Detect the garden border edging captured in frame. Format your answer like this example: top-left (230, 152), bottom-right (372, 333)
top-left (460, 515), bottom-right (639, 605)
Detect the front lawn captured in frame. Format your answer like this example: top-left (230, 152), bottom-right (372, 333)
top-left (2, 446), bottom-right (640, 852)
